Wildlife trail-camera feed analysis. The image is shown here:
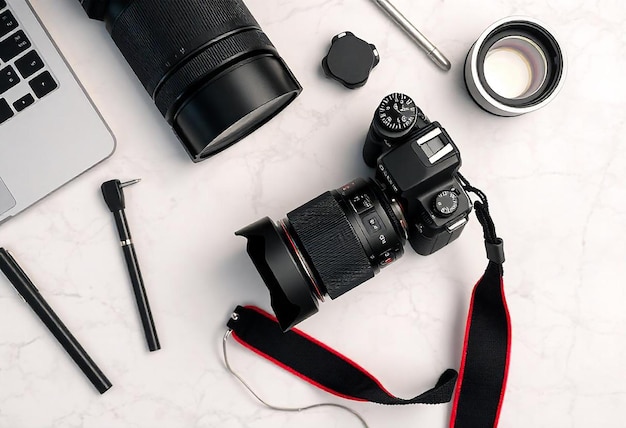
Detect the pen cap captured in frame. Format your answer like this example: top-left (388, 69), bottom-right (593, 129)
top-left (101, 180), bottom-right (125, 212)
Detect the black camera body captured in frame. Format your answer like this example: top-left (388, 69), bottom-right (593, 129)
top-left (364, 94), bottom-right (472, 256)
top-left (238, 94), bottom-right (472, 330)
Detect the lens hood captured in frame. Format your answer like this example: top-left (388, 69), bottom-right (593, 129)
top-left (173, 55), bottom-right (302, 161)
top-left (236, 217), bottom-right (319, 331)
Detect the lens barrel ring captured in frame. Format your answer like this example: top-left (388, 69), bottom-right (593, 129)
top-left (108, 0), bottom-right (261, 95)
top-left (464, 16), bottom-right (566, 116)
top-left (474, 25), bottom-right (561, 108)
top-left (105, 0), bottom-right (302, 161)
top-left (155, 29), bottom-right (277, 116)
top-left (371, 183), bottom-right (407, 241)
top-left (287, 192), bottom-right (374, 300)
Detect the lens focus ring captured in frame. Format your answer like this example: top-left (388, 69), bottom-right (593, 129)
top-left (109, 0), bottom-right (273, 110)
top-left (155, 29), bottom-right (275, 116)
top-left (287, 192), bottom-right (374, 299)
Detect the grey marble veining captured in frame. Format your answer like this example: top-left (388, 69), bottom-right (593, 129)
top-left (0, 0), bottom-right (624, 427)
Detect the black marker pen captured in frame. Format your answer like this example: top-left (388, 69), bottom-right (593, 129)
top-left (101, 179), bottom-right (160, 352)
top-left (0, 248), bottom-right (112, 394)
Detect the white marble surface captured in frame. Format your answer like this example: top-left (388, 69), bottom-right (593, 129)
top-left (0, 0), bottom-right (624, 427)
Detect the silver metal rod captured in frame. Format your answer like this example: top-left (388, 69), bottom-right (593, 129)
top-left (120, 178), bottom-right (141, 188)
top-left (372, 0), bottom-right (451, 71)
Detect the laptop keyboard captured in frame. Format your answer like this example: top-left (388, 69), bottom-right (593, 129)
top-left (0, 0), bottom-right (57, 125)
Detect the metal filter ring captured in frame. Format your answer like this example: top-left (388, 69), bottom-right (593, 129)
top-left (464, 16), bottom-right (567, 116)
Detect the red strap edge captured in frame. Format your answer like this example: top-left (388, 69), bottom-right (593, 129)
top-left (231, 330), bottom-right (368, 402)
top-left (448, 275), bottom-right (480, 427)
top-left (448, 276), bottom-right (511, 428)
top-left (493, 277), bottom-right (512, 427)
top-left (243, 305), bottom-right (398, 398)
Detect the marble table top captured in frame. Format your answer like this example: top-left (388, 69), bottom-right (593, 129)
top-left (0, 0), bottom-right (624, 427)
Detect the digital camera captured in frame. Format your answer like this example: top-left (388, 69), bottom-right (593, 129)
top-left (237, 94), bottom-right (472, 330)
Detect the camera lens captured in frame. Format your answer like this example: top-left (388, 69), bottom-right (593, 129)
top-left (465, 17), bottom-right (566, 116)
top-left (102, 0), bottom-right (302, 161)
top-left (237, 179), bottom-right (407, 331)
top-left (483, 36), bottom-right (548, 100)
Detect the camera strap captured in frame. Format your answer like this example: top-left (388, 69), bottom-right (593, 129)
top-left (227, 180), bottom-right (510, 427)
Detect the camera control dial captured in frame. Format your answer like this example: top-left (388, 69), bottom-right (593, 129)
top-left (433, 190), bottom-right (459, 217)
top-left (376, 93), bottom-right (417, 135)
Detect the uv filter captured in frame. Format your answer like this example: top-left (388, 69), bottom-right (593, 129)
top-left (464, 17), bottom-right (566, 116)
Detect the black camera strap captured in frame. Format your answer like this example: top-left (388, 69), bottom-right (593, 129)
top-left (227, 180), bottom-right (511, 427)
top-left (228, 305), bottom-right (458, 404)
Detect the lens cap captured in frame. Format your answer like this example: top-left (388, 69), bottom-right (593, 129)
top-left (322, 32), bottom-right (380, 89)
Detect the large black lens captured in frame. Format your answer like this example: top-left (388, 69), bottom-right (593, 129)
top-left (96, 0), bottom-right (302, 161)
top-left (237, 179), bottom-right (407, 331)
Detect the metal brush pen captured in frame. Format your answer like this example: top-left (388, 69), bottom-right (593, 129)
top-left (372, 0), bottom-right (452, 71)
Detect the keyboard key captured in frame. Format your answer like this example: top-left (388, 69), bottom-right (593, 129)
top-left (0, 65), bottom-right (19, 94)
top-left (15, 50), bottom-right (44, 78)
top-left (0, 30), bottom-right (31, 62)
top-left (0, 10), bottom-right (17, 39)
top-left (29, 71), bottom-right (57, 98)
top-left (13, 93), bottom-right (34, 112)
top-left (0, 98), bottom-right (13, 124)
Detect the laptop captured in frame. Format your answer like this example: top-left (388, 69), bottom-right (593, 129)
top-left (0, 0), bottom-right (115, 225)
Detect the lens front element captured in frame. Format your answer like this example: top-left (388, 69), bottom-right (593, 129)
top-left (484, 36), bottom-right (548, 100)
top-left (464, 16), bottom-right (566, 116)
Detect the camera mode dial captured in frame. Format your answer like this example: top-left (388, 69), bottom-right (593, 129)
top-left (376, 93), bottom-right (418, 136)
top-left (432, 190), bottom-right (459, 217)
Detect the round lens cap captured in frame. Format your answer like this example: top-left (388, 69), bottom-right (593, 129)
top-left (322, 32), bottom-right (380, 89)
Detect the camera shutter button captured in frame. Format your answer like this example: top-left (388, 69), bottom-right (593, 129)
top-left (433, 190), bottom-right (459, 217)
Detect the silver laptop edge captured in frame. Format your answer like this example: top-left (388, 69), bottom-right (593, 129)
top-left (0, 0), bottom-right (115, 225)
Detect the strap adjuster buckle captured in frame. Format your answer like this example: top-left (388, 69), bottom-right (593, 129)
top-left (485, 238), bottom-right (505, 264)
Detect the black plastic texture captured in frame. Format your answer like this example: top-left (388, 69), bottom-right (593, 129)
top-left (287, 192), bottom-right (374, 299)
top-left (101, 180), bottom-right (125, 212)
top-left (101, 0), bottom-right (302, 161)
top-left (322, 32), bottom-right (379, 89)
top-left (372, 120), bottom-right (472, 257)
top-left (121, 241), bottom-right (161, 352)
top-left (79, 0), bottom-right (108, 20)
top-left (155, 30), bottom-right (274, 115)
top-left (236, 218), bottom-right (320, 331)
top-left (371, 184), bottom-right (405, 246)
top-left (408, 219), bottom-right (464, 255)
top-left (363, 95), bottom-right (430, 168)
top-left (485, 238), bottom-right (505, 264)
top-left (174, 55), bottom-right (301, 160)
top-left (0, 249), bottom-right (113, 394)
top-left (108, 0), bottom-right (264, 102)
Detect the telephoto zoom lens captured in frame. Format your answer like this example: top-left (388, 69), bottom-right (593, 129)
top-left (236, 179), bottom-right (407, 331)
top-left (81, 0), bottom-right (302, 161)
